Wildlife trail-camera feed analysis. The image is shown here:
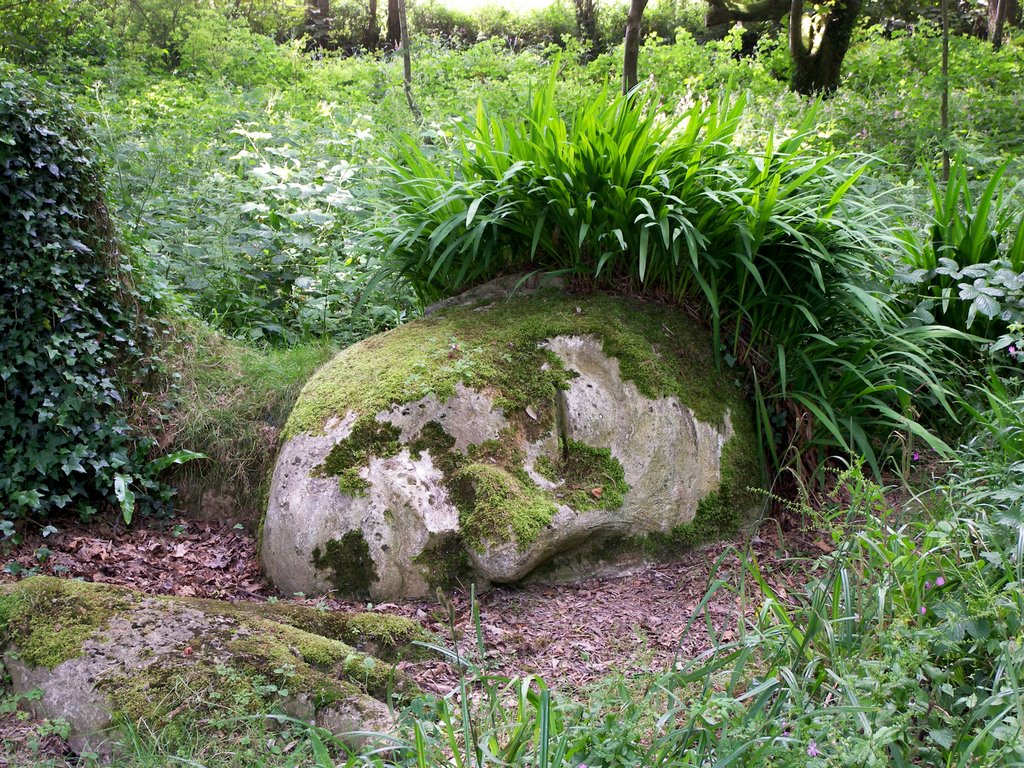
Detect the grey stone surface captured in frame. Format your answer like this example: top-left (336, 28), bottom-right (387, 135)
top-left (2, 587), bottom-right (398, 758)
top-left (4, 599), bottom-right (208, 756)
top-left (263, 292), bottom-right (747, 600)
top-left (468, 335), bottom-right (732, 582)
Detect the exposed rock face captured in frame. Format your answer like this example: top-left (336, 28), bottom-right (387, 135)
top-left (262, 289), bottom-right (760, 600)
top-left (0, 577), bottom-right (424, 756)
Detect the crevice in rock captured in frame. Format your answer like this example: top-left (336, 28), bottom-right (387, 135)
top-left (554, 384), bottom-right (571, 462)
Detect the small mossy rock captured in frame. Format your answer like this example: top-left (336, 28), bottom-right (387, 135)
top-left (262, 287), bottom-right (761, 600)
top-left (0, 576), bottom-right (415, 756)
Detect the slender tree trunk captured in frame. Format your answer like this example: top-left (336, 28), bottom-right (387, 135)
top-left (575, 0), bottom-right (601, 60)
top-left (941, 0), bottom-right (950, 180)
top-left (788, 0), bottom-right (863, 95)
top-left (622, 0), bottom-right (648, 94)
top-left (386, 0), bottom-right (401, 49)
top-left (365, 0), bottom-right (380, 50)
top-left (989, 0), bottom-right (1010, 47)
top-left (306, 0), bottom-right (331, 49)
top-left (397, 0), bottom-right (421, 120)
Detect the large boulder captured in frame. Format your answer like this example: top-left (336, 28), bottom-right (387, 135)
top-left (262, 287), bottom-right (760, 600)
top-left (0, 576), bottom-right (426, 756)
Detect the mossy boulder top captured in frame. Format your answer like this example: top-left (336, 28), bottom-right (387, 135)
top-left (0, 576), bottom-right (427, 756)
top-left (262, 284), bottom-right (760, 600)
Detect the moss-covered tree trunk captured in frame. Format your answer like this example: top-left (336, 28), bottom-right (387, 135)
top-left (397, 0), bottom-right (420, 120)
top-left (575, 0), bottom-right (601, 60)
top-left (788, 0), bottom-right (862, 95)
top-left (988, 0), bottom-right (1015, 48)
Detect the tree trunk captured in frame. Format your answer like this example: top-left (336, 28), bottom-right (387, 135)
top-left (397, 0), bottom-right (421, 120)
top-left (622, 0), bottom-right (648, 94)
top-left (386, 0), bottom-right (401, 49)
top-left (306, 0), bottom-right (331, 49)
top-left (789, 0), bottom-right (863, 95)
top-left (575, 0), bottom-right (601, 60)
top-left (365, 0), bottom-right (380, 50)
top-left (941, 0), bottom-right (950, 179)
top-left (989, 0), bottom-right (1012, 47)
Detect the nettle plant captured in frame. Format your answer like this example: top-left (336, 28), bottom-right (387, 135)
top-left (0, 64), bottom-right (182, 522)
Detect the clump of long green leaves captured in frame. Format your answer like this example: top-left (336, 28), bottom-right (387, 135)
top-left (712, 466), bottom-right (1024, 766)
top-left (368, 74), bottom-right (959, 474)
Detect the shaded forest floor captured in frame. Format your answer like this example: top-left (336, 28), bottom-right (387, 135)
top-left (0, 518), bottom-right (822, 695)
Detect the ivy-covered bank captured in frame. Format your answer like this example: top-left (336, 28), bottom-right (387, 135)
top-left (0, 64), bottom-right (166, 522)
top-left (262, 289), bottom-right (762, 600)
top-left (0, 576), bottom-right (428, 750)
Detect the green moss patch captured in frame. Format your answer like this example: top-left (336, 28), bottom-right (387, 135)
top-left (449, 463), bottom-right (558, 550)
top-left (414, 536), bottom-right (472, 591)
top-left (285, 292), bottom-right (734, 441)
top-left (536, 439), bottom-right (629, 511)
top-left (314, 419), bottom-right (403, 495)
top-left (312, 531), bottom-right (378, 598)
top-left (0, 577), bottom-right (129, 669)
top-left (222, 600), bottom-right (430, 662)
top-left (409, 420), bottom-right (459, 472)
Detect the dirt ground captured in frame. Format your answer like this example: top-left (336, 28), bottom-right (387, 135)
top-left (0, 517), bottom-right (820, 698)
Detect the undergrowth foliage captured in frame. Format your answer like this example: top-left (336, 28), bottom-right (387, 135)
top-left (368, 78), bottom-right (961, 474)
top-left (0, 65), bottom-right (163, 521)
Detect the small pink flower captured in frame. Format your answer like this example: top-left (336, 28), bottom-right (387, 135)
top-left (935, 576), bottom-right (945, 587)
top-left (807, 740), bottom-right (820, 757)
top-left (924, 580), bottom-right (932, 589)
top-left (912, 451), bottom-right (920, 461)
top-left (920, 605), bottom-right (927, 615)
top-left (1010, 346), bottom-right (1018, 355)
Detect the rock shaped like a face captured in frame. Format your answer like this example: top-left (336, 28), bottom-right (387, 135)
top-left (262, 292), bottom-right (758, 600)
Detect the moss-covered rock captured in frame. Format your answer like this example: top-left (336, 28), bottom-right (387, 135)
top-left (0, 577), bottom-right (423, 756)
top-left (262, 284), bottom-right (762, 600)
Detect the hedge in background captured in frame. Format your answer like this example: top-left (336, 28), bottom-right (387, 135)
top-left (0, 63), bottom-right (158, 521)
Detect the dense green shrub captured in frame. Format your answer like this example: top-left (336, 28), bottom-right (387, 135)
top-left (0, 65), bottom-right (160, 521)
top-left (89, 72), bottom-right (414, 345)
top-left (173, 10), bottom-right (308, 83)
top-left (0, 0), bottom-right (117, 67)
top-left (412, 0), bottom-right (481, 46)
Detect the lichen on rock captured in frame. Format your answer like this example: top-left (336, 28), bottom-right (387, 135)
top-left (262, 286), bottom-right (763, 601)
